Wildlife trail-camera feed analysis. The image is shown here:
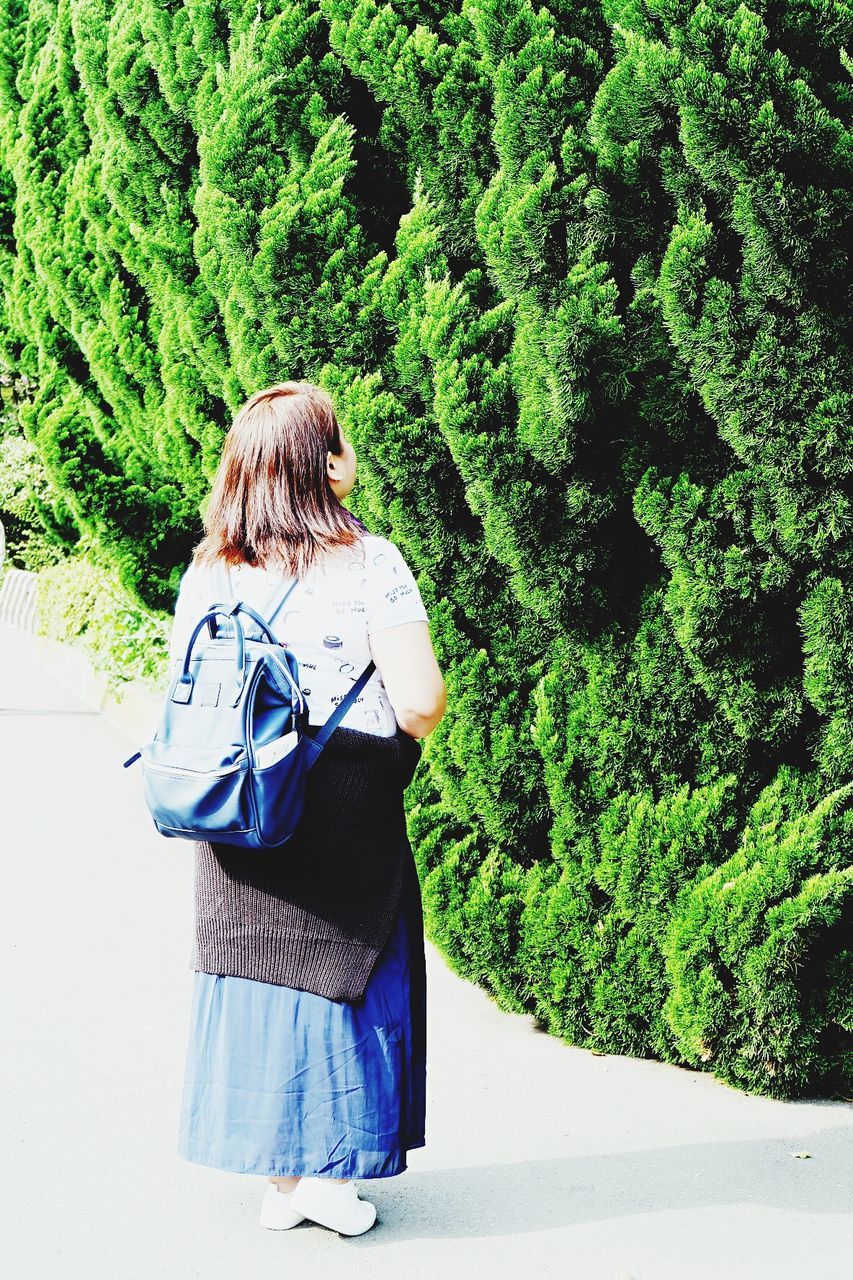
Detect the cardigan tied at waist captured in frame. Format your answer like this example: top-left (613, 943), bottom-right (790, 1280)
top-left (190, 723), bottom-right (423, 1002)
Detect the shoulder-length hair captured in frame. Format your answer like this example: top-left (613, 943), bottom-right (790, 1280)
top-left (192, 381), bottom-right (368, 578)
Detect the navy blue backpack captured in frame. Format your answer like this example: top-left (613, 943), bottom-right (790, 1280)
top-left (123, 572), bottom-right (375, 850)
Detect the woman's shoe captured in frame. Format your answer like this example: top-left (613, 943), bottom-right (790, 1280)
top-left (289, 1176), bottom-right (377, 1236)
top-left (258, 1181), bottom-right (307, 1230)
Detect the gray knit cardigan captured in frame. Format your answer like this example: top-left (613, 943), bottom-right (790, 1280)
top-left (190, 722), bottom-right (423, 1002)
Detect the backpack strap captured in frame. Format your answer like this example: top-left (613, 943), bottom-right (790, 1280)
top-left (305, 659), bottom-right (377, 766)
top-left (206, 561), bottom-right (234, 638)
top-left (264, 574), bottom-right (299, 628)
top-left (254, 571), bottom-right (376, 760)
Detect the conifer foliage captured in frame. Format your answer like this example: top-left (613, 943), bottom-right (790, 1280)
top-left (1, 0), bottom-right (850, 1096)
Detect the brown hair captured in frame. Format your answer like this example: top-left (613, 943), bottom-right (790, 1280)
top-left (192, 381), bottom-right (368, 577)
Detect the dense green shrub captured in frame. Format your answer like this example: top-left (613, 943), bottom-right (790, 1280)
top-left (0, 374), bottom-right (74, 571)
top-left (35, 555), bottom-right (170, 694)
top-left (663, 770), bottom-right (853, 1095)
top-left (1, 0), bottom-right (850, 1097)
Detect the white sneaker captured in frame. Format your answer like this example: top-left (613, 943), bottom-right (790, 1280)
top-left (258, 1181), bottom-right (308, 1230)
top-left (290, 1176), bottom-right (378, 1236)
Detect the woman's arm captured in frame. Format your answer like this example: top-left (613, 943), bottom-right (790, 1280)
top-left (368, 620), bottom-right (446, 739)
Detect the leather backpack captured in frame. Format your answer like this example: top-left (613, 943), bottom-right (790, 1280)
top-left (123, 572), bottom-right (375, 849)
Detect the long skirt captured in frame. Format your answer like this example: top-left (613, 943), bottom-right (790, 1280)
top-left (177, 878), bottom-right (426, 1179)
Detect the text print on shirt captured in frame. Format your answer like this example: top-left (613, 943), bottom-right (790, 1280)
top-left (168, 535), bottom-right (429, 738)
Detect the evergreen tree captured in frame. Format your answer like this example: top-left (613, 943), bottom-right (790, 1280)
top-left (0, 0), bottom-right (849, 1097)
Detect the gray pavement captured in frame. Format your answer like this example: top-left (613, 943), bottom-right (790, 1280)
top-left (1, 618), bottom-right (851, 1280)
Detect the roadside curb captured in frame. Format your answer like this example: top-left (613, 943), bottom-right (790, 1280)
top-left (33, 632), bottom-right (161, 746)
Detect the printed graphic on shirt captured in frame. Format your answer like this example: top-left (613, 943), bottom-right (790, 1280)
top-left (168, 535), bottom-right (429, 737)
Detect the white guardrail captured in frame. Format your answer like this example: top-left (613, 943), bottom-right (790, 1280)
top-left (0, 567), bottom-right (39, 632)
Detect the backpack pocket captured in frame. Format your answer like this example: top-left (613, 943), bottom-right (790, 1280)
top-left (249, 738), bottom-right (310, 847)
top-left (141, 744), bottom-right (252, 838)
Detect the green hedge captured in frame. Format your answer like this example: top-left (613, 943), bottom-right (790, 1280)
top-left (35, 555), bottom-right (170, 695)
top-left (1, 0), bottom-right (850, 1097)
top-left (0, 374), bottom-right (73, 571)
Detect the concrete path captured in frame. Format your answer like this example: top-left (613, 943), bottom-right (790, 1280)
top-left (1, 619), bottom-right (851, 1280)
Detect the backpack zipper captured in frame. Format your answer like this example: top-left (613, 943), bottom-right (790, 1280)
top-left (142, 757), bottom-right (248, 779)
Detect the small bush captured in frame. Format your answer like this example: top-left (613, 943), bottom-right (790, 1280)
top-left (35, 555), bottom-right (171, 695)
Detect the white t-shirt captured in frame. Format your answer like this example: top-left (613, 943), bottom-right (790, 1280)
top-left (168, 535), bottom-right (429, 736)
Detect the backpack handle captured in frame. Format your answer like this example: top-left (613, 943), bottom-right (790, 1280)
top-left (227, 599), bottom-right (289, 644)
top-left (207, 574), bottom-right (298, 639)
top-left (177, 607), bottom-right (248, 701)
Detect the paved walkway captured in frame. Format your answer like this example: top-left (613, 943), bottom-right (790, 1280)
top-left (1, 620), bottom-right (851, 1280)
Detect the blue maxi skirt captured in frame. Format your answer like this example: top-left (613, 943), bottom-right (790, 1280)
top-left (177, 889), bottom-right (426, 1179)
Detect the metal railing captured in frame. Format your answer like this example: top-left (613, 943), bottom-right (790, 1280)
top-left (0, 567), bottom-right (39, 631)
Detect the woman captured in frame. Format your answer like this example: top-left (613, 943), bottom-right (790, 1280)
top-left (169, 380), bottom-right (446, 1236)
